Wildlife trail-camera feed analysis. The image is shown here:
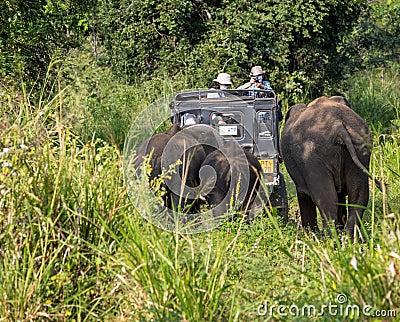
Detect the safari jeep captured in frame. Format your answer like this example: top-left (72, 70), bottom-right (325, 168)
top-left (169, 89), bottom-right (288, 219)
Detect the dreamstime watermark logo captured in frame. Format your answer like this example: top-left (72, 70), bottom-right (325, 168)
top-left (257, 294), bottom-right (397, 318)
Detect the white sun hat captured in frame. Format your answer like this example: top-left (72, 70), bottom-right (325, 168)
top-left (213, 73), bottom-right (232, 85)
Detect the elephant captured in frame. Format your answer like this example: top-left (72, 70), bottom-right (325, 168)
top-left (134, 123), bottom-right (181, 181)
top-left (281, 96), bottom-right (373, 239)
top-left (135, 123), bottom-right (263, 219)
top-left (134, 123), bottom-right (206, 212)
top-left (199, 141), bottom-right (262, 219)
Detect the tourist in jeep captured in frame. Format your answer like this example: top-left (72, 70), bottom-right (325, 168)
top-left (208, 73), bottom-right (233, 98)
top-left (237, 66), bottom-right (272, 91)
top-left (238, 66), bottom-right (283, 121)
top-left (210, 73), bottom-right (233, 89)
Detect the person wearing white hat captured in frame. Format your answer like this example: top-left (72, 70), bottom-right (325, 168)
top-left (181, 112), bottom-right (198, 127)
top-left (207, 72), bottom-right (233, 98)
top-left (211, 72), bottom-right (233, 90)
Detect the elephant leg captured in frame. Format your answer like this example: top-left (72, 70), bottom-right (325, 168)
top-left (304, 172), bottom-right (339, 232)
top-left (207, 188), bottom-right (227, 209)
top-left (206, 186), bottom-right (230, 220)
top-left (314, 192), bottom-right (339, 232)
top-left (346, 175), bottom-right (369, 240)
top-left (167, 184), bottom-right (195, 213)
top-left (336, 193), bottom-right (347, 231)
top-left (297, 192), bottom-right (318, 231)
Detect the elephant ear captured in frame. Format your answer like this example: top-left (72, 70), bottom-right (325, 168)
top-left (285, 103), bottom-right (307, 122)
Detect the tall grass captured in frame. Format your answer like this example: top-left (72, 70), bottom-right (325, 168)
top-left (345, 67), bottom-right (400, 133)
top-left (0, 73), bottom-right (126, 319)
top-left (0, 63), bottom-right (399, 320)
top-left (105, 220), bottom-right (242, 320)
top-left (0, 66), bottom-right (244, 320)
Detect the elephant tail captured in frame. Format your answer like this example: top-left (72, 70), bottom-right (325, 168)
top-left (337, 126), bottom-right (383, 190)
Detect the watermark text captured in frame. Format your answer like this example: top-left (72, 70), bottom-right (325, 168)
top-left (257, 294), bottom-right (397, 318)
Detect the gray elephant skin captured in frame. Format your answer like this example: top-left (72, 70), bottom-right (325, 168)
top-left (134, 123), bottom-right (206, 212)
top-left (200, 141), bottom-right (262, 218)
top-left (281, 96), bottom-right (373, 238)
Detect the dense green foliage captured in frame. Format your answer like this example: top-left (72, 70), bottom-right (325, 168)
top-left (0, 0), bottom-right (91, 80)
top-left (2, 1), bottom-right (399, 98)
top-left (95, 0), bottom-right (364, 89)
top-left (343, 0), bottom-right (400, 69)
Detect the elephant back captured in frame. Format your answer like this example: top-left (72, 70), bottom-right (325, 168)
top-left (311, 96), bottom-right (372, 161)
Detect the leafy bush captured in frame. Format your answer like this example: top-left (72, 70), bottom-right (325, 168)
top-left (0, 0), bottom-right (91, 81)
top-left (1, 0), bottom-right (373, 98)
top-left (341, 0), bottom-right (400, 72)
top-left (95, 0), bottom-right (366, 95)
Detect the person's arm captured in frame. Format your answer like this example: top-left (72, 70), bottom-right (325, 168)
top-left (237, 78), bottom-right (256, 89)
top-left (237, 82), bottom-right (250, 89)
top-left (261, 80), bottom-right (272, 90)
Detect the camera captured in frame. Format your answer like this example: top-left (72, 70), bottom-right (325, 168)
top-left (253, 75), bottom-right (263, 83)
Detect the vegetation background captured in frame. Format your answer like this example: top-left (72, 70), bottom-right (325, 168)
top-left (0, 0), bottom-right (399, 320)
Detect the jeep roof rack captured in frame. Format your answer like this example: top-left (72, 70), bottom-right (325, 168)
top-left (172, 89), bottom-right (276, 103)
